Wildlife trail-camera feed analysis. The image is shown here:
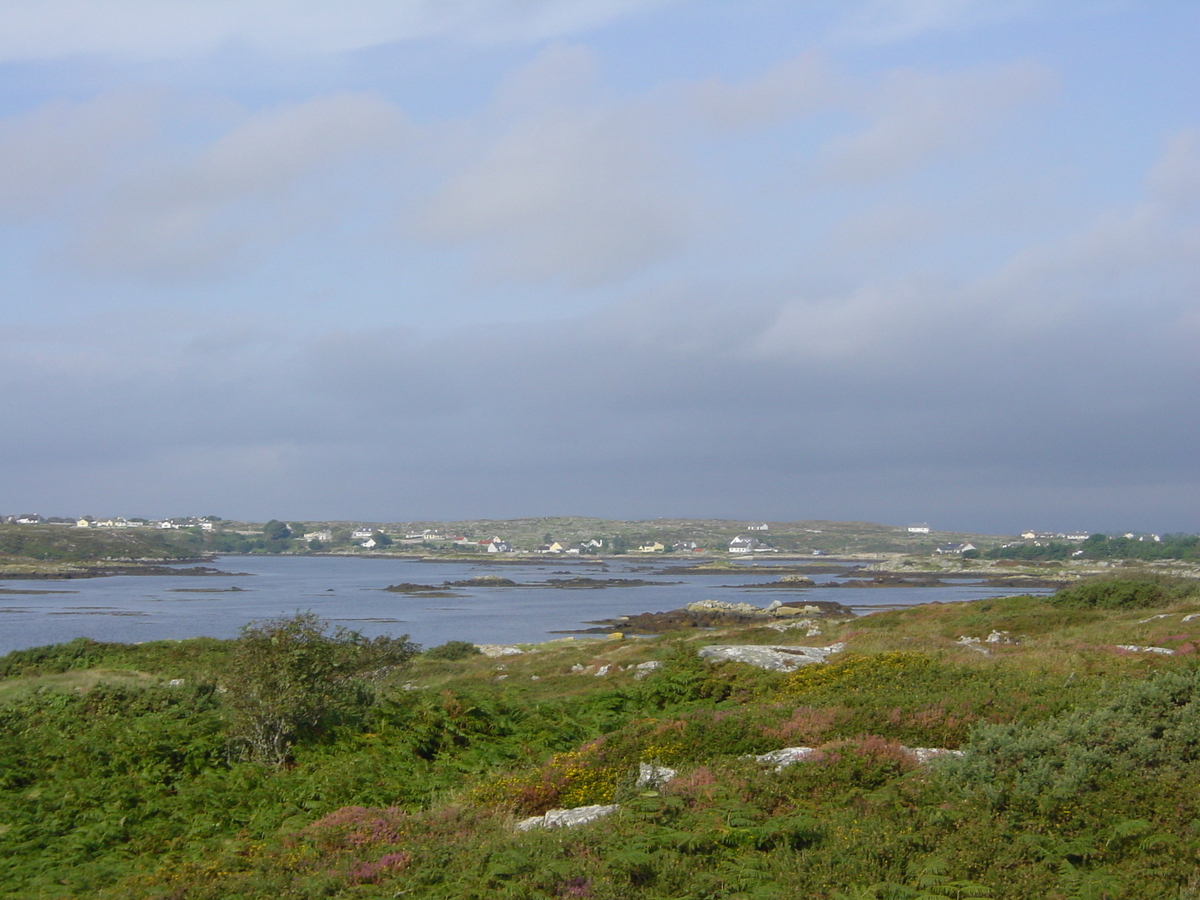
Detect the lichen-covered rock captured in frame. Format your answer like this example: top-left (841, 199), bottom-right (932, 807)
top-left (516, 804), bottom-right (619, 831)
top-left (477, 645), bottom-right (524, 658)
top-left (779, 574), bottom-right (815, 585)
top-left (752, 745), bottom-right (962, 772)
top-left (697, 642), bottom-right (844, 672)
top-left (686, 599), bottom-right (766, 616)
top-left (905, 747), bottom-right (964, 764)
top-left (633, 660), bottom-right (662, 679)
top-left (1115, 644), bottom-right (1174, 655)
top-left (753, 747), bottom-right (818, 771)
top-left (636, 762), bottom-right (677, 788)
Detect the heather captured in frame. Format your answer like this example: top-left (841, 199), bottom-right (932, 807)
top-left (3, 577), bottom-right (1200, 898)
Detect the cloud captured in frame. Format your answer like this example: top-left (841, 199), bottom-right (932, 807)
top-left (65, 91), bottom-right (408, 277)
top-left (687, 52), bottom-right (842, 131)
top-left (0, 91), bottom-right (161, 215)
top-left (819, 60), bottom-right (1053, 182)
top-left (416, 47), bottom-right (699, 285)
top-left (833, 0), bottom-right (1045, 44)
top-left (0, 0), bottom-right (674, 62)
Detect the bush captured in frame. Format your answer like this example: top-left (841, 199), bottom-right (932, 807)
top-left (1049, 577), bottom-right (1199, 610)
top-left (223, 613), bottom-right (418, 766)
top-left (425, 640), bottom-right (482, 661)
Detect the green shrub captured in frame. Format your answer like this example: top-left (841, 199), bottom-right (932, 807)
top-left (942, 667), bottom-right (1200, 817)
top-left (1049, 577), bottom-right (1199, 610)
top-left (425, 640), bottom-right (482, 661)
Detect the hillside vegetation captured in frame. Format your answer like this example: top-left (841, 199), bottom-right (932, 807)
top-left (3, 576), bottom-right (1200, 898)
top-left (0, 523), bottom-right (205, 567)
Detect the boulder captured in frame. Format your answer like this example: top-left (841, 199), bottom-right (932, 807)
top-left (686, 599), bottom-right (766, 616)
top-left (779, 574), bottom-right (815, 585)
top-left (752, 745), bottom-right (963, 772)
top-left (636, 762), bottom-right (677, 789)
top-left (477, 645), bottom-right (524, 658)
top-left (697, 642), bottom-right (844, 672)
top-left (516, 804), bottom-right (619, 831)
top-left (753, 747), bottom-right (818, 771)
top-left (633, 660), bottom-right (662, 679)
top-left (1115, 644), bottom-right (1174, 655)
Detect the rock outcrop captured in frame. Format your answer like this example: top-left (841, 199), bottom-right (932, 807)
top-left (697, 642), bottom-right (845, 672)
top-left (516, 804), bottom-right (618, 831)
top-left (752, 745), bottom-right (963, 772)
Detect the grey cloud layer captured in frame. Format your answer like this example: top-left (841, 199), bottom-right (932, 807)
top-left (2, 4), bottom-right (1197, 532)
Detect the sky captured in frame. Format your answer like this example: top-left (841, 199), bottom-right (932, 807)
top-left (1, 0), bottom-right (1198, 535)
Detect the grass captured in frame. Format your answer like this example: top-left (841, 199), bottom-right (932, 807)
top-left (4, 577), bottom-right (1200, 898)
top-left (0, 667), bottom-right (158, 703)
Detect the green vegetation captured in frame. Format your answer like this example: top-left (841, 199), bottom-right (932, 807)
top-left (985, 533), bottom-right (1200, 562)
top-left (1049, 575), bottom-right (1200, 610)
top-left (0, 523), bottom-right (202, 564)
top-left (4, 579), bottom-right (1200, 898)
top-left (223, 614), bottom-right (418, 766)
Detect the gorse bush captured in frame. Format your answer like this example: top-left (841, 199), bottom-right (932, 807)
top-left (1049, 577), bottom-right (1199, 610)
top-left (943, 666), bottom-right (1200, 817)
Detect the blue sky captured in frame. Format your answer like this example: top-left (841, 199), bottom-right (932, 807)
top-left (2, 0), bottom-right (1197, 534)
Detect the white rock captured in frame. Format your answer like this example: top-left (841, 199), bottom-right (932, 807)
top-left (633, 660), bottom-right (662, 680)
top-left (687, 599), bottom-right (766, 616)
top-left (636, 762), bottom-right (677, 788)
top-left (752, 745), bottom-right (962, 772)
top-left (1116, 644), bottom-right (1174, 655)
top-left (753, 747), bottom-right (818, 771)
top-left (954, 636), bottom-right (990, 655)
top-left (697, 643), bottom-right (842, 672)
top-left (1138, 614), bottom-right (1173, 624)
top-left (1182, 614), bottom-right (1200, 623)
top-left (767, 618), bottom-right (817, 633)
top-left (904, 747), bottom-right (965, 764)
top-left (516, 804), bottom-right (619, 831)
top-left (478, 645), bottom-right (524, 658)
top-left (595, 665), bottom-right (610, 677)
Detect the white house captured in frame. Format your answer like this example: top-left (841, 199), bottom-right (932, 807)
top-left (729, 536), bottom-right (757, 553)
top-left (934, 542), bottom-right (976, 555)
top-left (907, 524), bottom-right (930, 534)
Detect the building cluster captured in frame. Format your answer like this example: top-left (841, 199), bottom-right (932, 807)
top-left (2, 513), bottom-right (214, 531)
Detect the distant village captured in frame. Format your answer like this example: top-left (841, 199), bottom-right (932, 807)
top-left (1, 513), bottom-right (1166, 558)
top-left (2, 514), bottom-right (794, 555)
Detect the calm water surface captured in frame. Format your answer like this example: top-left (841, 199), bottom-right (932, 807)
top-left (0, 556), bottom-right (1047, 654)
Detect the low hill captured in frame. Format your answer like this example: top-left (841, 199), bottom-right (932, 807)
top-left (0, 522), bottom-right (207, 569)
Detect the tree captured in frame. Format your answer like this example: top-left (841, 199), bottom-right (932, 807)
top-left (223, 612), bottom-right (418, 766)
top-left (371, 531), bottom-right (393, 547)
top-left (261, 519), bottom-right (291, 541)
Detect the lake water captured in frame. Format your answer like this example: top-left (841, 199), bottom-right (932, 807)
top-left (0, 556), bottom-right (1048, 654)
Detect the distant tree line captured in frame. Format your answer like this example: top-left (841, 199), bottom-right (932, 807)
top-left (984, 533), bottom-right (1200, 562)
